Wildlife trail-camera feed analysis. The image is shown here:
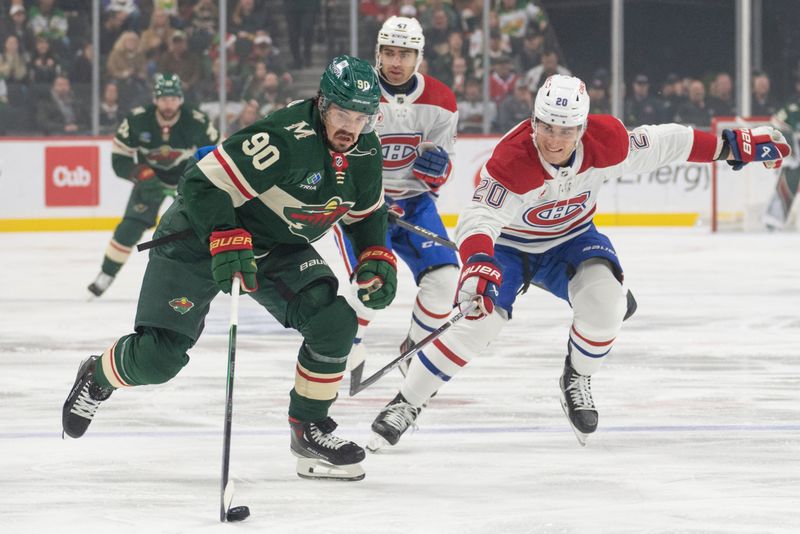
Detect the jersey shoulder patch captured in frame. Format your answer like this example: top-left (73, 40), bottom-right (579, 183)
top-left (485, 120), bottom-right (547, 195)
top-left (191, 108), bottom-right (208, 123)
top-left (130, 106), bottom-right (146, 116)
top-left (416, 75), bottom-right (458, 113)
top-left (579, 115), bottom-right (629, 171)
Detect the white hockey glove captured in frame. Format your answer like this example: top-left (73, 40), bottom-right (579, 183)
top-left (720, 126), bottom-right (791, 170)
top-left (456, 253), bottom-right (503, 320)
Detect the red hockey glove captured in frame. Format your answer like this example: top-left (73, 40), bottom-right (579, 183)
top-left (355, 246), bottom-right (398, 310)
top-left (130, 164), bottom-right (156, 183)
top-left (412, 142), bottom-right (452, 191)
top-left (209, 229), bottom-right (258, 294)
top-left (456, 253), bottom-right (503, 320)
top-left (721, 126), bottom-right (791, 171)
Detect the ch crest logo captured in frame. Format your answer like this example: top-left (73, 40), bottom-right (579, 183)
top-left (524, 191), bottom-right (591, 228)
top-left (381, 133), bottom-right (423, 170)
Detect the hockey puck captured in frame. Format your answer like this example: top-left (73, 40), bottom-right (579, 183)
top-left (226, 506), bottom-right (250, 522)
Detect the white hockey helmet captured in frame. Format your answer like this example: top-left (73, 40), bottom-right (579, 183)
top-left (533, 74), bottom-right (590, 127)
top-left (375, 16), bottom-right (425, 75)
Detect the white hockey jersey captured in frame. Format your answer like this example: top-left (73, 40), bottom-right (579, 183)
top-left (374, 73), bottom-right (458, 200)
top-left (456, 115), bottom-right (720, 258)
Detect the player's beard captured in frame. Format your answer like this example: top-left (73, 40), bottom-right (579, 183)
top-left (329, 129), bottom-right (357, 152)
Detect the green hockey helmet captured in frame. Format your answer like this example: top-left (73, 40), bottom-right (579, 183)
top-left (153, 72), bottom-right (183, 99)
top-left (319, 55), bottom-right (380, 117)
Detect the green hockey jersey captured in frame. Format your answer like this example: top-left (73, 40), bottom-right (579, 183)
top-left (112, 104), bottom-right (220, 186)
top-left (773, 102), bottom-right (800, 156)
top-left (180, 99), bottom-right (386, 256)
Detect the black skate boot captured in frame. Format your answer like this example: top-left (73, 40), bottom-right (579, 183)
top-left (87, 272), bottom-right (115, 297)
top-left (559, 354), bottom-right (598, 446)
top-left (367, 392), bottom-right (421, 452)
top-left (62, 356), bottom-right (114, 438)
top-left (289, 417), bottom-right (365, 481)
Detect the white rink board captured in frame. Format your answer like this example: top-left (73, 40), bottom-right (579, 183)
top-left (0, 136), bottom-right (737, 226)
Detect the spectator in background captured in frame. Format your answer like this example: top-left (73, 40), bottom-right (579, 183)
top-left (524, 48), bottom-right (570, 92)
top-left (451, 55), bottom-right (468, 99)
top-left (28, 35), bottom-right (61, 87)
top-left (139, 9), bottom-right (175, 76)
top-left (36, 74), bottom-right (87, 134)
top-left (245, 32), bottom-right (291, 85)
top-left (0, 34), bottom-right (28, 86)
top-left (70, 41), bottom-right (93, 86)
top-left (624, 74), bottom-right (662, 126)
top-left (706, 71), bottom-right (734, 118)
top-left (240, 60), bottom-right (268, 102)
top-left (105, 0), bottom-right (141, 33)
top-left (752, 71), bottom-right (777, 116)
top-left (458, 76), bottom-right (496, 133)
top-left (107, 30), bottom-right (148, 112)
top-left (99, 81), bottom-right (123, 134)
top-left (659, 73), bottom-right (684, 122)
top-left (189, 0), bottom-right (217, 50)
top-left (497, 78), bottom-right (532, 132)
top-left (229, 98), bottom-right (260, 132)
top-left (425, 8), bottom-right (453, 54)
top-left (231, 0), bottom-right (268, 61)
top-left (28, 0), bottom-right (69, 57)
top-left (419, 0), bottom-right (460, 34)
top-left (674, 78), bottom-right (711, 128)
top-left (489, 55), bottom-right (519, 103)
top-left (284, 0), bottom-right (320, 69)
top-left (588, 77), bottom-right (610, 114)
top-left (255, 70), bottom-right (288, 116)
top-left (156, 30), bottom-right (203, 102)
top-left (497, 0), bottom-right (546, 56)
top-left (2, 5), bottom-right (34, 56)
top-left (517, 26), bottom-right (545, 73)
top-left (101, 3), bottom-right (131, 54)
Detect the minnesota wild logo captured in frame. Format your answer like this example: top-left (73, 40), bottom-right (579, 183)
top-left (169, 297), bottom-right (194, 315)
top-left (284, 197), bottom-right (353, 241)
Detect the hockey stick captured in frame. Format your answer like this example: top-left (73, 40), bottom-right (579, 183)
top-left (136, 228), bottom-right (194, 251)
top-left (219, 277), bottom-right (249, 522)
top-left (387, 209), bottom-right (457, 250)
top-left (349, 301), bottom-right (479, 396)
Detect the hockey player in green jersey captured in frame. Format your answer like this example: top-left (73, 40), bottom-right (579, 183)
top-left (87, 73), bottom-right (220, 297)
top-left (764, 98), bottom-right (800, 229)
top-left (63, 56), bottom-right (396, 481)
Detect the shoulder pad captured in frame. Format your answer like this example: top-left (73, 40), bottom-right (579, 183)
top-left (579, 115), bottom-right (629, 171)
top-left (485, 120), bottom-right (547, 194)
top-left (417, 75), bottom-right (458, 113)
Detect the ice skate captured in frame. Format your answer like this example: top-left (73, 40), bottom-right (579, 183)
top-left (559, 355), bottom-right (598, 447)
top-left (62, 356), bottom-right (114, 439)
top-left (87, 272), bottom-right (115, 297)
top-left (367, 392), bottom-right (421, 452)
top-left (289, 417), bottom-right (365, 481)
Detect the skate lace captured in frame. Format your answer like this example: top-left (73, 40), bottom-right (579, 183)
top-left (309, 424), bottom-right (348, 451)
top-left (70, 383), bottom-right (104, 420)
top-left (380, 401), bottom-right (419, 432)
top-left (567, 374), bottom-right (595, 410)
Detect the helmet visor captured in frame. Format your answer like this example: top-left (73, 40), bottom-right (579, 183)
top-left (324, 103), bottom-right (378, 134)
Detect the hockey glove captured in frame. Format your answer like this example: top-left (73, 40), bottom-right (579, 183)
top-left (194, 145), bottom-right (216, 161)
top-left (355, 246), bottom-right (398, 310)
top-left (457, 253), bottom-right (503, 320)
top-left (412, 142), bottom-right (451, 191)
top-left (130, 164), bottom-right (156, 183)
top-left (721, 126), bottom-right (791, 171)
top-left (209, 229), bottom-right (258, 294)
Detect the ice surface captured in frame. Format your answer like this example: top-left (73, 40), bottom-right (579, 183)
top-left (1, 228), bottom-right (798, 533)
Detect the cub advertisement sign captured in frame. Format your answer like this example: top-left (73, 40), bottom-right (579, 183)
top-left (45, 146), bottom-right (99, 206)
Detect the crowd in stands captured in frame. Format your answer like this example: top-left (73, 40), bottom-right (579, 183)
top-left (0, 0), bottom-right (798, 136)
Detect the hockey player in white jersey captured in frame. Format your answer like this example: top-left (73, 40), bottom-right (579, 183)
top-left (333, 16), bottom-right (460, 373)
top-left (369, 74), bottom-right (791, 449)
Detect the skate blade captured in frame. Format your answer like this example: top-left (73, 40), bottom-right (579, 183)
top-left (366, 434), bottom-right (391, 453)
top-left (559, 397), bottom-right (588, 447)
top-left (294, 457), bottom-right (365, 481)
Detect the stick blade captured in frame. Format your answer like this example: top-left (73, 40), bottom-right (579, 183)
top-left (349, 361), bottom-right (365, 396)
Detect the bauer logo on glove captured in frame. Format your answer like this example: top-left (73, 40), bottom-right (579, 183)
top-left (722, 126), bottom-right (791, 171)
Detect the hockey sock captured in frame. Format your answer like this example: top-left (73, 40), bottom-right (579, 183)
top-left (408, 265), bottom-right (459, 342)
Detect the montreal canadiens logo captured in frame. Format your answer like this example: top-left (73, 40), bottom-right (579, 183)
top-left (381, 133), bottom-right (422, 170)
top-left (523, 191), bottom-right (591, 228)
